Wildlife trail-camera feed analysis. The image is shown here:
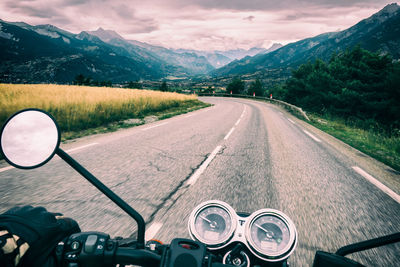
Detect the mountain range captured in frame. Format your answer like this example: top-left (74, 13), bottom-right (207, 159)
top-left (213, 3), bottom-right (400, 77)
top-left (0, 21), bottom-right (274, 83)
top-left (0, 3), bottom-right (399, 83)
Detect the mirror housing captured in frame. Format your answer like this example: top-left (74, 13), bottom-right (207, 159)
top-left (0, 108), bottom-right (60, 169)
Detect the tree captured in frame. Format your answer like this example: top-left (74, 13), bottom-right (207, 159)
top-left (83, 76), bottom-right (92, 86)
top-left (283, 46), bottom-right (400, 132)
top-left (160, 81), bottom-right (168, 92)
top-left (226, 77), bottom-right (244, 94)
top-left (126, 81), bottom-right (143, 89)
top-left (248, 79), bottom-right (264, 96)
top-left (74, 74), bottom-right (85, 85)
top-left (202, 86), bottom-right (213, 94)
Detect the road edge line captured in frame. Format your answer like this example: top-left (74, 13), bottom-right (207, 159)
top-left (66, 143), bottom-right (99, 153)
top-left (353, 166), bottom-right (400, 204)
top-left (303, 130), bottom-right (322, 143)
top-left (0, 166), bottom-right (14, 173)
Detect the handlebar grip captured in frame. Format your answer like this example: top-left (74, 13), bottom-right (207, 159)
top-left (115, 247), bottom-right (161, 267)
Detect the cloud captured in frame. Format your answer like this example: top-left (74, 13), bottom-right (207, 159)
top-left (111, 4), bottom-right (135, 20)
top-left (60, 0), bottom-right (87, 6)
top-left (4, 1), bottom-right (62, 19)
top-left (243, 15), bottom-right (255, 21)
top-left (0, 0), bottom-right (396, 51)
top-left (167, 0), bottom-right (393, 11)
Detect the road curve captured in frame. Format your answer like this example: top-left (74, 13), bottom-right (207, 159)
top-left (0, 97), bottom-right (399, 266)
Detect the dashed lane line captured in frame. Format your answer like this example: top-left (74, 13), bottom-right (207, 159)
top-left (186, 145), bottom-right (222, 186)
top-left (224, 127), bottom-right (235, 140)
top-left (145, 222), bottom-right (164, 241)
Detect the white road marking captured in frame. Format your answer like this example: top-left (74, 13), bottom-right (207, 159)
top-left (224, 127), bottom-right (235, 140)
top-left (235, 118), bottom-right (241, 126)
top-left (0, 166), bottom-right (14, 173)
top-left (238, 105), bottom-right (246, 119)
top-left (353, 166), bottom-right (400, 204)
top-left (66, 143), bottom-right (99, 153)
top-left (145, 222), bottom-right (163, 240)
top-left (288, 119), bottom-right (296, 124)
top-left (0, 143), bottom-right (99, 171)
top-left (187, 145), bottom-right (222, 186)
top-left (185, 114), bottom-right (194, 118)
top-left (142, 122), bottom-right (169, 131)
top-left (303, 130), bottom-right (321, 143)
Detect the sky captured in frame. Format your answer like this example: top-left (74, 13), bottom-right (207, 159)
top-left (0, 0), bottom-right (398, 51)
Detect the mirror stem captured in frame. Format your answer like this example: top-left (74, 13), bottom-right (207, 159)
top-left (336, 232), bottom-right (400, 256)
top-left (56, 148), bottom-right (145, 249)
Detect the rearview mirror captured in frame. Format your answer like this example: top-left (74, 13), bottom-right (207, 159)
top-left (0, 109), bottom-right (60, 169)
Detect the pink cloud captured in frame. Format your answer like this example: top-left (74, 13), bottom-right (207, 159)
top-left (0, 0), bottom-right (396, 51)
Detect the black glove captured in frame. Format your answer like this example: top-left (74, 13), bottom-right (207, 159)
top-left (0, 206), bottom-right (80, 267)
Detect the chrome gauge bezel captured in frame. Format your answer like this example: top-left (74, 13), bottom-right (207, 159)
top-left (188, 200), bottom-right (237, 248)
top-left (244, 209), bottom-right (297, 262)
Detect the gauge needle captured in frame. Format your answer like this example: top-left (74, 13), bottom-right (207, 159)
top-left (200, 215), bottom-right (212, 224)
top-left (255, 223), bottom-right (275, 239)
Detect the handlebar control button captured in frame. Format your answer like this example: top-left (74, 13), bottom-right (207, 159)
top-left (84, 234), bottom-right (98, 254)
top-left (106, 240), bottom-right (115, 251)
top-left (71, 241), bottom-right (80, 250)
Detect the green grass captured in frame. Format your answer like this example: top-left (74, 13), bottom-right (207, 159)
top-left (307, 114), bottom-right (400, 172)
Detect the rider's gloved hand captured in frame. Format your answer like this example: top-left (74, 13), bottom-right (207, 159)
top-left (0, 205), bottom-right (80, 267)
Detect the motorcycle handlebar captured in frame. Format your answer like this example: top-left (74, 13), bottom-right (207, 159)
top-left (115, 247), bottom-right (161, 267)
top-left (114, 247), bottom-right (232, 267)
top-left (60, 232), bottom-right (245, 267)
top-left (114, 245), bottom-right (233, 267)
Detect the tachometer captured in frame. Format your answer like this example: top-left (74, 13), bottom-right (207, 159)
top-left (245, 209), bottom-right (297, 262)
top-left (188, 200), bottom-right (237, 247)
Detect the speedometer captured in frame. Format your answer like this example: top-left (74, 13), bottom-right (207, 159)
top-left (245, 209), bottom-right (297, 262)
top-left (188, 200), bottom-right (237, 247)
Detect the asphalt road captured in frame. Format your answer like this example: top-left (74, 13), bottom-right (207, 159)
top-left (0, 97), bottom-right (399, 266)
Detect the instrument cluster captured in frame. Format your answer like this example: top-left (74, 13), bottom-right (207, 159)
top-left (188, 200), bottom-right (297, 263)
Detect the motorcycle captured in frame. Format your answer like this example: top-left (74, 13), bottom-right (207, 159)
top-left (0, 108), bottom-right (399, 267)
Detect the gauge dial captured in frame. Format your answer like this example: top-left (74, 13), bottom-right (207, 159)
top-left (189, 200), bottom-right (237, 247)
top-left (246, 209), bottom-right (297, 262)
top-left (250, 215), bottom-right (290, 254)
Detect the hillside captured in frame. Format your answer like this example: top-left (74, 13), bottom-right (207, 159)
top-left (1, 3), bottom-right (399, 83)
top-left (87, 28), bottom-right (214, 75)
top-left (212, 4), bottom-right (400, 77)
top-left (0, 21), bottom-right (164, 83)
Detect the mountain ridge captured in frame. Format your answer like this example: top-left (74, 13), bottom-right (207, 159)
top-left (0, 3), bottom-right (399, 83)
top-left (212, 3), bottom-right (400, 77)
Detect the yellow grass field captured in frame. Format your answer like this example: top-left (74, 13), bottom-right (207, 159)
top-left (0, 84), bottom-right (200, 132)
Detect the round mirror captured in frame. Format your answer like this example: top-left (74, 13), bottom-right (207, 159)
top-left (0, 109), bottom-right (60, 169)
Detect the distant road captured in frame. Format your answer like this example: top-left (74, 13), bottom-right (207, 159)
top-left (0, 97), bottom-right (399, 265)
